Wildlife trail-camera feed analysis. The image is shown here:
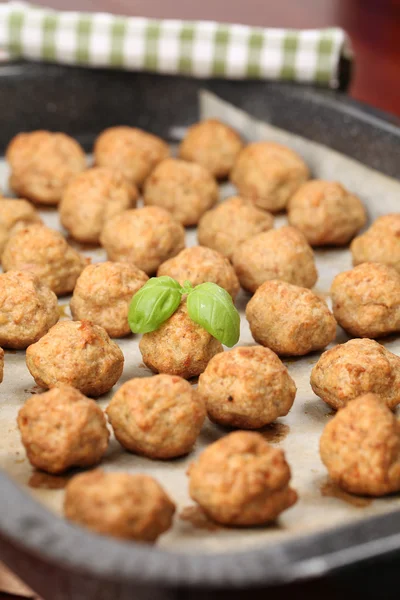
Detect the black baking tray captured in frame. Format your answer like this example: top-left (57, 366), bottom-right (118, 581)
top-left (0, 63), bottom-right (400, 600)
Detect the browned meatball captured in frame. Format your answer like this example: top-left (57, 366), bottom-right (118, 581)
top-left (18, 385), bottom-right (109, 474)
top-left (320, 393), bottom-right (400, 496)
top-left (157, 246), bottom-right (240, 299)
top-left (107, 375), bottom-right (206, 459)
top-left (94, 126), bottom-right (169, 187)
top-left (178, 119), bottom-right (244, 179)
top-left (310, 338), bottom-right (400, 410)
top-left (288, 180), bottom-right (367, 246)
top-left (70, 262), bottom-right (148, 337)
top-left (6, 131), bottom-right (86, 205)
top-left (2, 224), bottom-right (88, 296)
top-left (198, 346), bottom-right (296, 428)
top-left (60, 167), bottom-right (138, 244)
top-left (0, 271), bottom-right (58, 349)
top-left (143, 158), bottom-right (219, 226)
top-left (64, 470), bottom-right (175, 541)
top-left (246, 280), bottom-right (337, 356)
top-left (0, 198), bottom-right (42, 256)
top-left (188, 431), bottom-right (297, 525)
top-left (139, 301), bottom-right (223, 380)
top-left (351, 214), bottom-right (400, 272)
top-left (232, 226), bottom-right (318, 293)
top-left (26, 320), bottom-right (124, 397)
top-left (230, 142), bottom-right (309, 212)
top-left (100, 207), bottom-right (185, 275)
top-left (331, 262), bottom-right (400, 338)
top-left (197, 196), bottom-right (274, 260)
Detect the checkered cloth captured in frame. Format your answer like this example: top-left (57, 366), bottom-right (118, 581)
top-left (0, 2), bottom-right (351, 87)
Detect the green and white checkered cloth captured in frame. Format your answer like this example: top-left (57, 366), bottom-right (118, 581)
top-left (0, 1), bottom-right (351, 88)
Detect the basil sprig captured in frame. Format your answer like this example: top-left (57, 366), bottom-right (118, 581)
top-left (128, 277), bottom-right (240, 347)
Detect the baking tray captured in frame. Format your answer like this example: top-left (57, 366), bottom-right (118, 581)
top-left (0, 62), bottom-right (400, 600)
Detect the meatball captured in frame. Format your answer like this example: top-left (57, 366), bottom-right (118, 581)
top-left (230, 141), bottom-right (309, 213)
top-left (139, 301), bottom-right (223, 379)
top-left (288, 180), bottom-right (367, 246)
top-left (6, 131), bottom-right (86, 205)
top-left (2, 224), bottom-right (88, 296)
top-left (64, 470), bottom-right (175, 541)
top-left (188, 431), bottom-right (297, 525)
top-left (100, 206), bottom-right (185, 275)
top-left (70, 262), bottom-right (148, 337)
top-left (246, 280), bottom-right (337, 356)
top-left (143, 158), bottom-right (219, 226)
top-left (198, 346), bottom-right (296, 429)
top-left (351, 214), bottom-right (400, 272)
top-left (26, 320), bottom-right (124, 397)
top-left (0, 347), bottom-right (4, 383)
top-left (107, 374), bottom-right (206, 459)
top-left (232, 226), bottom-right (318, 293)
top-left (94, 126), bottom-right (169, 187)
top-left (197, 196), bottom-right (274, 260)
top-left (0, 271), bottom-right (58, 349)
top-left (320, 393), bottom-right (400, 496)
top-left (331, 262), bottom-right (400, 338)
top-left (60, 167), bottom-right (138, 244)
top-left (157, 246), bottom-right (240, 299)
top-left (0, 198), bottom-right (42, 256)
top-left (178, 119), bottom-right (244, 179)
top-left (310, 338), bottom-right (400, 410)
top-left (17, 385), bottom-right (109, 474)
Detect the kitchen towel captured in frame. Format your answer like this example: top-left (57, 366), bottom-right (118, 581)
top-left (0, 1), bottom-right (352, 88)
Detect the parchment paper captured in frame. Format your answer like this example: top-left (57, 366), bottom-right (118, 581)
top-left (1, 92), bottom-right (400, 554)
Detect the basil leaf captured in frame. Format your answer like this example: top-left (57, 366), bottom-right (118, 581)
top-left (128, 276), bottom-right (183, 334)
top-left (187, 282), bottom-right (240, 347)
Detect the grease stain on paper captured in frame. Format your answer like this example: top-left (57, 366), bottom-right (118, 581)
top-left (320, 480), bottom-right (371, 508)
top-left (180, 506), bottom-right (220, 532)
top-left (260, 422), bottom-right (290, 444)
top-left (29, 471), bottom-right (71, 490)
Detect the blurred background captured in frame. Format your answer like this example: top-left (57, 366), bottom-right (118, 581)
top-left (13, 0), bottom-right (400, 116)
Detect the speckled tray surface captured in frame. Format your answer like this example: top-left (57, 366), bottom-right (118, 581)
top-left (0, 65), bottom-right (400, 594)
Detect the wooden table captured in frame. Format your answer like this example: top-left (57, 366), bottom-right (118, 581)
top-left (0, 563), bottom-right (40, 599)
top-left (35, 0), bottom-right (400, 116)
top-left (0, 1), bottom-right (399, 598)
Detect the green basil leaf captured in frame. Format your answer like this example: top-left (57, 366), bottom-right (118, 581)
top-left (128, 276), bottom-right (183, 334)
top-left (186, 282), bottom-right (240, 347)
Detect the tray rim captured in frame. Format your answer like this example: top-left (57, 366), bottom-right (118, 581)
top-left (3, 473), bottom-right (400, 588)
top-left (0, 62), bottom-right (400, 588)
